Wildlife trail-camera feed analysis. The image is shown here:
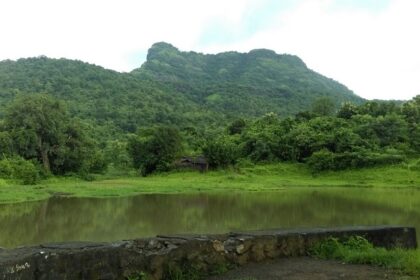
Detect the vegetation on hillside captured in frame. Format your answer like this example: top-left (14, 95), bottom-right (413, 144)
top-left (0, 56), bottom-right (214, 134)
top-left (135, 42), bottom-right (362, 117)
top-left (0, 42), bottom-right (362, 133)
top-left (0, 43), bottom-right (418, 280)
top-left (0, 92), bottom-right (418, 183)
top-left (0, 43), bottom-right (418, 183)
top-left (201, 96), bottom-right (419, 172)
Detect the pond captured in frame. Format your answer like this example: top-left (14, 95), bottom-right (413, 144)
top-left (1, 187), bottom-right (419, 248)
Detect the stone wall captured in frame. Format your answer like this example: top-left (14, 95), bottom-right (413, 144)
top-left (0, 226), bottom-right (416, 280)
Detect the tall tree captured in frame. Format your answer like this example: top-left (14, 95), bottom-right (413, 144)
top-left (128, 126), bottom-right (182, 176)
top-left (3, 94), bottom-right (105, 175)
top-left (5, 95), bottom-right (68, 172)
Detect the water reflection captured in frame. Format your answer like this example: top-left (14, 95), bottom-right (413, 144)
top-left (0, 188), bottom-right (419, 248)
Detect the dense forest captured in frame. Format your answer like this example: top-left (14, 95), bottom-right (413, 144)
top-left (0, 43), bottom-right (418, 183)
top-left (135, 42), bottom-right (362, 118)
top-left (0, 42), bottom-right (362, 132)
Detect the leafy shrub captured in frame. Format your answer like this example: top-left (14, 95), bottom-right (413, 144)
top-left (247, 139), bottom-right (274, 162)
top-left (128, 126), bottom-right (182, 176)
top-left (0, 159), bottom-right (14, 178)
top-left (307, 150), bottom-right (405, 172)
top-left (227, 118), bottom-right (246, 135)
top-left (104, 140), bottom-right (132, 169)
top-left (85, 150), bottom-right (107, 174)
top-left (17, 160), bottom-right (40, 185)
top-left (202, 136), bottom-right (240, 168)
top-left (311, 236), bottom-right (420, 277)
top-left (0, 157), bottom-right (39, 184)
top-left (344, 235), bottom-right (374, 251)
top-left (164, 262), bottom-right (203, 280)
top-left (306, 149), bottom-right (335, 172)
top-left (311, 237), bottom-right (342, 259)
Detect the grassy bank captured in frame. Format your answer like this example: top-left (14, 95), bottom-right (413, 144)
top-left (0, 161), bottom-right (419, 204)
top-left (312, 236), bottom-right (420, 278)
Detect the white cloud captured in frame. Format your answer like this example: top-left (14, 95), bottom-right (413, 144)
top-left (0, 0), bottom-right (419, 100)
top-left (0, 0), bottom-right (255, 69)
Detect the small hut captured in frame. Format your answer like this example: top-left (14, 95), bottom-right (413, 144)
top-left (176, 156), bottom-right (208, 172)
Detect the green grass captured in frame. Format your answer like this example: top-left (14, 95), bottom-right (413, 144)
top-left (311, 236), bottom-right (420, 278)
top-left (0, 161), bottom-right (419, 204)
top-left (125, 271), bottom-right (150, 280)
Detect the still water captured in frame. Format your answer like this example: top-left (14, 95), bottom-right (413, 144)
top-left (1, 187), bottom-right (419, 248)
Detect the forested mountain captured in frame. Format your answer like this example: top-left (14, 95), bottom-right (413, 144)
top-left (0, 42), bottom-right (363, 132)
top-left (134, 42), bottom-right (363, 117)
top-left (0, 57), bottom-right (214, 133)
top-left (0, 43), bottom-right (418, 181)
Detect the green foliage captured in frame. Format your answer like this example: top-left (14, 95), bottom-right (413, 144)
top-left (164, 262), bottom-right (203, 280)
top-left (227, 118), bottom-right (247, 135)
top-left (311, 236), bottom-right (420, 277)
top-left (311, 97), bottom-right (336, 116)
top-left (358, 100), bottom-right (400, 117)
top-left (307, 150), bottom-right (405, 172)
top-left (209, 262), bottom-right (231, 276)
top-left (337, 102), bottom-right (359, 119)
top-left (240, 113), bottom-right (289, 162)
top-left (311, 236), bottom-right (374, 260)
top-left (0, 44), bottom-right (363, 134)
top-left (2, 95), bottom-right (106, 176)
top-left (202, 136), bottom-right (240, 168)
top-left (125, 271), bottom-right (150, 280)
top-left (82, 149), bottom-right (107, 174)
top-left (0, 43), bottom-right (418, 180)
top-left (0, 131), bottom-right (13, 156)
top-left (104, 140), bottom-right (132, 169)
top-left (402, 96), bottom-right (420, 152)
top-left (370, 114), bottom-right (408, 147)
top-left (0, 160), bottom-right (419, 203)
top-left (311, 237), bottom-right (342, 259)
top-left (0, 156), bottom-right (39, 185)
top-left (4, 94), bottom-right (69, 172)
top-left (138, 43), bottom-right (362, 119)
top-left (306, 149), bottom-right (336, 172)
top-left (234, 97), bottom-right (417, 171)
top-left (128, 126), bottom-right (182, 176)
top-left (53, 121), bottom-right (107, 175)
top-left (0, 56), bottom-right (220, 133)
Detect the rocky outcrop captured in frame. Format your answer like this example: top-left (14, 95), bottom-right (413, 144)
top-left (0, 226), bottom-right (416, 280)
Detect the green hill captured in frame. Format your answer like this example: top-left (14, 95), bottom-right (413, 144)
top-left (134, 42), bottom-right (363, 117)
top-left (0, 43), bottom-right (363, 132)
top-left (0, 56), bottom-right (215, 133)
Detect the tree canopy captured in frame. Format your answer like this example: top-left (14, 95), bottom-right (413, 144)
top-left (2, 94), bottom-right (105, 176)
top-left (0, 43), bottom-right (363, 137)
top-left (128, 126), bottom-right (182, 176)
top-left (0, 43), bottom-right (417, 180)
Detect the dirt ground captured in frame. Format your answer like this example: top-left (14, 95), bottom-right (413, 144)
top-left (207, 257), bottom-right (415, 280)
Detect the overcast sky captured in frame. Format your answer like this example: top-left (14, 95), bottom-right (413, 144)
top-left (1, 0), bottom-right (419, 100)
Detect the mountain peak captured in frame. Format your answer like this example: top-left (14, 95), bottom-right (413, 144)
top-left (248, 48), bottom-right (277, 58)
top-left (147, 42), bottom-right (179, 60)
top-left (0, 44), bottom-right (363, 131)
top-left (135, 42), bottom-right (361, 114)
top-left (248, 49), bottom-right (306, 68)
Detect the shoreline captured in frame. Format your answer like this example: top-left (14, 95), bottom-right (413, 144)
top-left (0, 162), bottom-right (419, 204)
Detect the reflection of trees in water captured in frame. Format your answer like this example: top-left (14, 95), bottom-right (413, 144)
top-left (1, 189), bottom-right (420, 248)
top-left (0, 201), bottom-right (46, 247)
